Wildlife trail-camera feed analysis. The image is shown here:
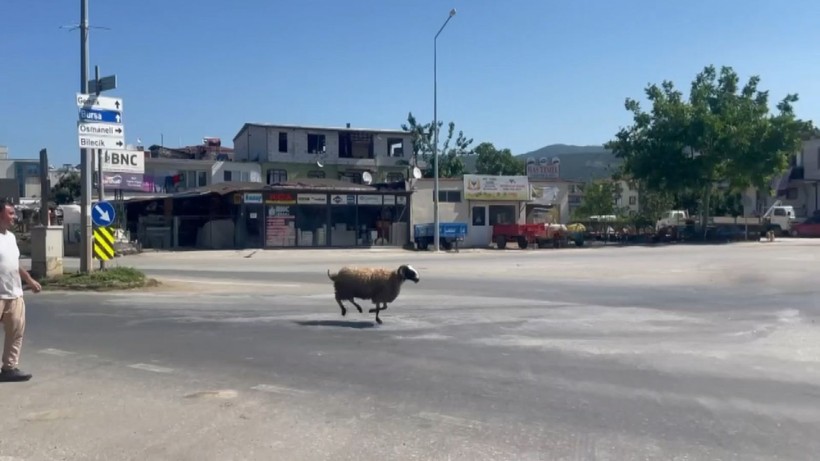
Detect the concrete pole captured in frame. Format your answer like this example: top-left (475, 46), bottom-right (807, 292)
top-left (79, 0), bottom-right (93, 272)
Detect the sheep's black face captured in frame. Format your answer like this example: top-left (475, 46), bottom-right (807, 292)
top-left (399, 265), bottom-right (420, 283)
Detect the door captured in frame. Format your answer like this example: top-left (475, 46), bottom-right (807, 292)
top-left (468, 205), bottom-right (492, 247)
top-left (242, 204), bottom-right (264, 248)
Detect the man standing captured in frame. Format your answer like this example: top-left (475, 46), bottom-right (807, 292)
top-left (0, 199), bottom-right (41, 382)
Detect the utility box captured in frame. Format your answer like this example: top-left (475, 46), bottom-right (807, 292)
top-left (30, 225), bottom-right (64, 279)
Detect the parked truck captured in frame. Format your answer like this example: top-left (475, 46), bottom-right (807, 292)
top-left (655, 200), bottom-right (796, 239)
top-left (413, 222), bottom-right (468, 251)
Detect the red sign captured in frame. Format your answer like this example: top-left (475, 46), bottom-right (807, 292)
top-left (266, 192), bottom-right (296, 204)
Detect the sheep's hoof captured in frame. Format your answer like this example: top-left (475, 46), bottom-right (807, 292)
top-left (375, 317), bottom-right (383, 325)
top-left (340, 309), bottom-right (347, 316)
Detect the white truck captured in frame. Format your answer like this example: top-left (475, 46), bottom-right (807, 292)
top-left (655, 200), bottom-right (797, 237)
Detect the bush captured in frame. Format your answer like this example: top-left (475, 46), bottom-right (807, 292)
top-left (41, 266), bottom-right (157, 291)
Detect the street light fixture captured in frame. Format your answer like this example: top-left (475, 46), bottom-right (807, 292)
top-left (433, 7), bottom-right (456, 252)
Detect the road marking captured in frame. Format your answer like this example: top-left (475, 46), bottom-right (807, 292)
top-left (162, 278), bottom-right (301, 288)
top-left (184, 390), bottom-right (238, 400)
top-left (416, 411), bottom-right (483, 429)
top-left (250, 384), bottom-right (308, 396)
top-left (38, 348), bottom-right (75, 357)
top-left (128, 363), bottom-right (174, 373)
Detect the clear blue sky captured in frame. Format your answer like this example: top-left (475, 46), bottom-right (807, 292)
top-left (1, 0), bottom-right (818, 165)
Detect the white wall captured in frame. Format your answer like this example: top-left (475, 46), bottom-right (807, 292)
top-left (803, 138), bottom-right (820, 181)
top-left (410, 179), bottom-right (469, 225)
top-left (211, 161), bottom-right (262, 183)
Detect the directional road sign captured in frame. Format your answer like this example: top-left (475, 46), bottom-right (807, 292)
top-left (76, 93), bottom-right (123, 111)
top-left (93, 226), bottom-right (116, 261)
top-left (79, 136), bottom-right (125, 149)
top-left (91, 200), bottom-right (116, 227)
top-left (79, 107), bottom-right (122, 124)
top-left (77, 121), bottom-right (124, 138)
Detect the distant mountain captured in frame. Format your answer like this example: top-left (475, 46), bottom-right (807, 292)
top-left (518, 144), bottom-right (609, 158)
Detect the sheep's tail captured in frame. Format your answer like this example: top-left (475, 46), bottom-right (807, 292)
top-left (327, 269), bottom-right (336, 281)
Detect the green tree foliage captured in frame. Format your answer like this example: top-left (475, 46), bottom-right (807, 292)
top-left (572, 181), bottom-right (624, 220)
top-left (606, 65), bottom-right (813, 230)
top-left (401, 112), bottom-right (474, 178)
top-left (474, 142), bottom-right (525, 175)
top-left (51, 171), bottom-right (81, 205)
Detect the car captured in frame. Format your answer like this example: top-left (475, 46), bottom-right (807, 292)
top-left (790, 215), bottom-right (820, 237)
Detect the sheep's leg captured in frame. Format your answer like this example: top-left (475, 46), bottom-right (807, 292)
top-left (374, 306), bottom-right (383, 324)
top-left (349, 299), bottom-right (364, 313)
top-left (336, 298), bottom-right (347, 317)
top-left (367, 303), bottom-right (383, 314)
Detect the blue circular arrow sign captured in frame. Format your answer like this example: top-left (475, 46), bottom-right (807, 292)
top-left (92, 200), bottom-right (116, 227)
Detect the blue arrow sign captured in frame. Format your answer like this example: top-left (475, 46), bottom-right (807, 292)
top-left (79, 108), bottom-right (122, 124)
top-left (92, 201), bottom-right (116, 227)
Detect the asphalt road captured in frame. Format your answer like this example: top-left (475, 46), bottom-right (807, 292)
top-left (4, 241), bottom-right (820, 460)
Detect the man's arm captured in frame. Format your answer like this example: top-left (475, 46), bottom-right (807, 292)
top-left (19, 267), bottom-right (41, 293)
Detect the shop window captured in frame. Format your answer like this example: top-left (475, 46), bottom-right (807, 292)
top-left (330, 196), bottom-right (357, 246)
top-left (295, 200), bottom-right (328, 247)
top-left (488, 205), bottom-right (516, 226)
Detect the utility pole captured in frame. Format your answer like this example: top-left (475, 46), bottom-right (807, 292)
top-left (79, 0), bottom-right (93, 273)
top-left (94, 65), bottom-right (105, 270)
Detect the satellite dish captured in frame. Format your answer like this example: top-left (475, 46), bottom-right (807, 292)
top-left (362, 171), bottom-right (373, 185)
top-left (412, 166), bottom-right (422, 179)
top-left (316, 158), bottom-right (324, 168)
top-left (316, 151), bottom-right (327, 168)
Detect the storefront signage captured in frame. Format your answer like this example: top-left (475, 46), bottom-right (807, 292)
top-left (526, 164), bottom-right (560, 180)
top-left (244, 193), bottom-right (263, 204)
top-left (357, 195), bottom-right (383, 206)
top-left (330, 194), bottom-right (355, 206)
top-left (463, 174), bottom-right (530, 201)
top-left (266, 192), bottom-right (296, 204)
top-left (383, 195), bottom-right (396, 206)
top-left (297, 193), bottom-right (328, 205)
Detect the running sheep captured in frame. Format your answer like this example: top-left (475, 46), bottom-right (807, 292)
top-left (326, 265), bottom-right (420, 324)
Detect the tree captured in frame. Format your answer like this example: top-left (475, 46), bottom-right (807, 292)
top-left (51, 171), bottom-right (81, 205)
top-left (474, 142), bottom-right (525, 175)
top-left (606, 65), bottom-right (813, 232)
top-left (401, 112), bottom-right (474, 178)
top-left (572, 180), bottom-right (624, 220)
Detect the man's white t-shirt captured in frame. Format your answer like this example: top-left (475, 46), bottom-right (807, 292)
top-left (0, 230), bottom-right (23, 299)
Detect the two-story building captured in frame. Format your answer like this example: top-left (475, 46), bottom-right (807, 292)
top-left (776, 137), bottom-right (820, 218)
top-left (232, 123), bottom-right (414, 185)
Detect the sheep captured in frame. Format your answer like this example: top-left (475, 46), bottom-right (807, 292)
top-left (326, 264), bottom-right (420, 324)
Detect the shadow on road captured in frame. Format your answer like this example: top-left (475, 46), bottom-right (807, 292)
top-left (294, 320), bottom-right (376, 329)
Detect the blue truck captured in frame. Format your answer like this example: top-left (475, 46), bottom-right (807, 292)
top-left (413, 222), bottom-right (468, 252)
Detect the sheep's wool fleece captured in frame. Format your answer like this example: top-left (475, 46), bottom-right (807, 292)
top-left (331, 267), bottom-right (406, 303)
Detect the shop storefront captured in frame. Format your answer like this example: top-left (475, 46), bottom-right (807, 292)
top-left (238, 189), bottom-right (410, 248)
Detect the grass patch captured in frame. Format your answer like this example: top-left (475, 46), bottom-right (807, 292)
top-left (41, 266), bottom-right (159, 291)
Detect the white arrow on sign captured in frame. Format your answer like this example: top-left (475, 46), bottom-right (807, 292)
top-left (94, 204), bottom-right (111, 223)
top-left (76, 93), bottom-right (123, 111)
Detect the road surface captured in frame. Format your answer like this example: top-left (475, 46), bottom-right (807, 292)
top-left (4, 241), bottom-right (820, 460)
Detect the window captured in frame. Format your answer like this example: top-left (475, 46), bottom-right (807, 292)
top-left (629, 196), bottom-right (637, 205)
top-left (387, 138), bottom-right (404, 157)
top-left (279, 132), bottom-right (288, 153)
top-left (198, 171), bottom-right (207, 187)
top-left (307, 170), bottom-right (326, 178)
top-left (267, 169), bottom-right (288, 185)
top-left (307, 134), bottom-right (326, 154)
top-left (472, 206), bottom-right (486, 226)
top-left (488, 205), bottom-right (516, 226)
top-left (437, 190), bottom-right (462, 202)
top-left (386, 172), bottom-right (404, 182)
top-left (183, 170), bottom-right (208, 189)
top-left (338, 131), bottom-right (373, 159)
top-left (223, 170), bottom-right (232, 182)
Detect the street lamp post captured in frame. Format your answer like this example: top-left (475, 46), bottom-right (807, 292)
top-left (433, 8), bottom-right (456, 252)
